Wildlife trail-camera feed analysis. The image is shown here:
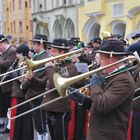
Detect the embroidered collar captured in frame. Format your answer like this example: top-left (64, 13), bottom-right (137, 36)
top-left (34, 50), bottom-right (46, 59)
top-left (109, 65), bottom-right (128, 76)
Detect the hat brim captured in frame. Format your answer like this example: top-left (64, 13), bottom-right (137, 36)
top-left (30, 39), bottom-right (48, 43)
top-left (93, 50), bottom-right (132, 55)
top-left (51, 44), bottom-right (69, 50)
top-left (0, 38), bottom-right (7, 43)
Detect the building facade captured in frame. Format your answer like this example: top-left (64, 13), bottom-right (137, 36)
top-left (0, 0), bottom-right (4, 34)
top-left (3, 0), bottom-right (32, 46)
top-left (78, 0), bottom-right (140, 42)
top-left (31, 0), bottom-right (140, 43)
top-left (32, 0), bottom-right (84, 41)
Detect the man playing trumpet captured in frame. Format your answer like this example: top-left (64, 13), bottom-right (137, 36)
top-left (69, 40), bottom-right (135, 140)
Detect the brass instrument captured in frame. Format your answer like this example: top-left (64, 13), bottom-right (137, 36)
top-left (54, 55), bottom-right (138, 96)
top-left (25, 48), bottom-right (84, 72)
top-left (0, 48), bottom-right (84, 85)
top-left (0, 59), bottom-right (19, 82)
top-left (8, 55), bottom-right (139, 120)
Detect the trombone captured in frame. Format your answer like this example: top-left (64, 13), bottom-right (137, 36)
top-left (8, 55), bottom-right (139, 120)
top-left (0, 48), bottom-right (84, 85)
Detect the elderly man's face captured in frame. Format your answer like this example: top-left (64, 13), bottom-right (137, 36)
top-left (99, 53), bottom-right (119, 75)
top-left (99, 53), bottom-right (109, 66)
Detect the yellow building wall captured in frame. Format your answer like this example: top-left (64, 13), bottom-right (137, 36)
top-left (3, 0), bottom-right (32, 47)
top-left (78, 6), bottom-right (88, 41)
top-left (78, 0), bottom-right (140, 43)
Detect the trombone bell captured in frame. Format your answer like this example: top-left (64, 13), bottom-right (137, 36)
top-left (53, 55), bottom-right (139, 97)
top-left (53, 73), bottom-right (68, 96)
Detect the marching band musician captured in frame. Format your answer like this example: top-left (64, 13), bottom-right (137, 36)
top-left (21, 34), bottom-right (50, 139)
top-left (129, 65), bottom-right (140, 140)
top-left (10, 44), bottom-right (33, 140)
top-left (0, 35), bottom-right (16, 132)
top-left (69, 40), bottom-right (135, 140)
top-left (79, 37), bottom-right (101, 68)
top-left (41, 38), bottom-right (85, 140)
top-left (27, 38), bottom-right (87, 140)
top-left (126, 38), bottom-right (140, 140)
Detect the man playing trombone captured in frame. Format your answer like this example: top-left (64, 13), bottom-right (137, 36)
top-left (10, 44), bottom-right (33, 140)
top-left (0, 35), bottom-right (16, 132)
top-left (21, 34), bottom-right (49, 139)
top-left (69, 40), bottom-right (135, 140)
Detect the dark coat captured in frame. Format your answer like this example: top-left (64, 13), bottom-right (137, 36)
top-left (11, 59), bottom-right (25, 98)
top-left (0, 46), bottom-right (16, 93)
top-left (41, 62), bottom-right (79, 112)
top-left (87, 72), bottom-right (135, 140)
top-left (131, 66), bottom-right (140, 111)
top-left (21, 51), bottom-right (49, 99)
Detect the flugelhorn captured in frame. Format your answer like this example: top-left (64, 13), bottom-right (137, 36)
top-left (8, 55), bottom-right (139, 120)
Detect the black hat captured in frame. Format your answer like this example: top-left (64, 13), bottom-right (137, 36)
top-left (16, 44), bottom-right (29, 57)
top-left (31, 34), bottom-right (48, 43)
top-left (94, 40), bottom-right (130, 56)
top-left (70, 37), bottom-right (79, 45)
top-left (51, 38), bottom-right (69, 50)
top-left (0, 34), bottom-right (7, 43)
top-left (91, 37), bottom-right (101, 44)
top-left (132, 34), bottom-right (140, 39)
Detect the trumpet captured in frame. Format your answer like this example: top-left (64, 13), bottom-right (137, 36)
top-left (0, 48), bottom-right (84, 85)
top-left (8, 55), bottom-right (139, 120)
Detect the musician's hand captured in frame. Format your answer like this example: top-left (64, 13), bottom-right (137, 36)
top-left (68, 87), bottom-right (86, 105)
top-left (80, 87), bottom-right (90, 96)
top-left (26, 72), bottom-right (33, 80)
top-left (90, 73), bottom-right (105, 87)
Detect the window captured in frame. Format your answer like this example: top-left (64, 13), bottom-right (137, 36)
top-left (12, 0), bottom-right (15, 11)
top-left (26, 25), bottom-right (28, 30)
top-left (40, 4), bottom-right (42, 9)
top-left (113, 4), bottom-right (123, 17)
top-left (25, 1), bottom-right (28, 8)
top-left (18, 0), bottom-right (22, 9)
top-left (64, 0), bottom-right (67, 5)
top-left (19, 21), bottom-right (23, 33)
